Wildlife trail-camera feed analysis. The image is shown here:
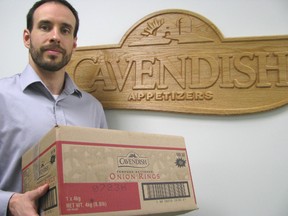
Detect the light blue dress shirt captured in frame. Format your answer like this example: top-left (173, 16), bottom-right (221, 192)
top-left (0, 65), bottom-right (107, 215)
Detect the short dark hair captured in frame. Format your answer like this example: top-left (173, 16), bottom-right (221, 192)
top-left (26, 0), bottom-right (79, 38)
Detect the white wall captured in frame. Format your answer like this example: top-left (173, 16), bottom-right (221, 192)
top-left (1, 0), bottom-right (288, 215)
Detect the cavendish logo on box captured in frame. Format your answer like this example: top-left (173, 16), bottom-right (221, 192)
top-left (67, 9), bottom-right (288, 115)
top-left (117, 152), bottom-right (149, 168)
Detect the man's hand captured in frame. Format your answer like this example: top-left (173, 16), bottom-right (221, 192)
top-left (8, 184), bottom-right (49, 216)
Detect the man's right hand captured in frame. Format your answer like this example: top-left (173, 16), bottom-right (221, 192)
top-left (8, 184), bottom-right (49, 216)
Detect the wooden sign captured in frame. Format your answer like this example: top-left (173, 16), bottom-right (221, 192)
top-left (67, 9), bottom-right (288, 115)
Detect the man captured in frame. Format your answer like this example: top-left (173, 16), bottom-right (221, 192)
top-left (0, 0), bottom-right (107, 215)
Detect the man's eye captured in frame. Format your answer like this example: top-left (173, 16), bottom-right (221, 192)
top-left (61, 28), bottom-right (72, 35)
top-left (40, 25), bottom-right (50, 31)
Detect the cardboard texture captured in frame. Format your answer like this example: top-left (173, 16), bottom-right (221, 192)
top-left (22, 126), bottom-right (197, 215)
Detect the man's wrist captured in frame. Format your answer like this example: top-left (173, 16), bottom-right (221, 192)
top-left (7, 193), bottom-right (17, 216)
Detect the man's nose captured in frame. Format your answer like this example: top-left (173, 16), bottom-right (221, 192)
top-left (50, 29), bottom-right (60, 43)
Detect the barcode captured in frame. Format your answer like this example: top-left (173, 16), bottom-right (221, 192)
top-left (39, 187), bottom-right (58, 211)
top-left (142, 182), bottom-right (190, 200)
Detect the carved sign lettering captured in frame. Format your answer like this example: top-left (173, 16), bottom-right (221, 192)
top-left (67, 10), bottom-right (288, 115)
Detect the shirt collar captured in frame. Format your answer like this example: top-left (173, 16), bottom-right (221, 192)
top-left (63, 73), bottom-right (82, 97)
top-left (20, 64), bottom-right (82, 98)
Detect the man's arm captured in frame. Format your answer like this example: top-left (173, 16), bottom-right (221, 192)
top-left (0, 190), bottom-right (15, 216)
top-left (4, 184), bottom-right (49, 216)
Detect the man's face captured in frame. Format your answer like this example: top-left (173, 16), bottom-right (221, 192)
top-left (24, 2), bottom-right (77, 72)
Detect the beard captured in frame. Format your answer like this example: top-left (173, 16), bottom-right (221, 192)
top-left (29, 42), bottom-right (72, 72)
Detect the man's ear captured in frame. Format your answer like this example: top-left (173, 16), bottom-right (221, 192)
top-left (23, 29), bottom-right (31, 49)
top-left (73, 37), bottom-right (77, 50)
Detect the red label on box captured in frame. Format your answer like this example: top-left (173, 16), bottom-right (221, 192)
top-left (59, 182), bottom-right (140, 214)
top-left (56, 142), bottom-right (141, 214)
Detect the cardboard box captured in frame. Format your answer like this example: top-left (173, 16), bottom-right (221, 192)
top-left (22, 126), bottom-right (197, 215)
